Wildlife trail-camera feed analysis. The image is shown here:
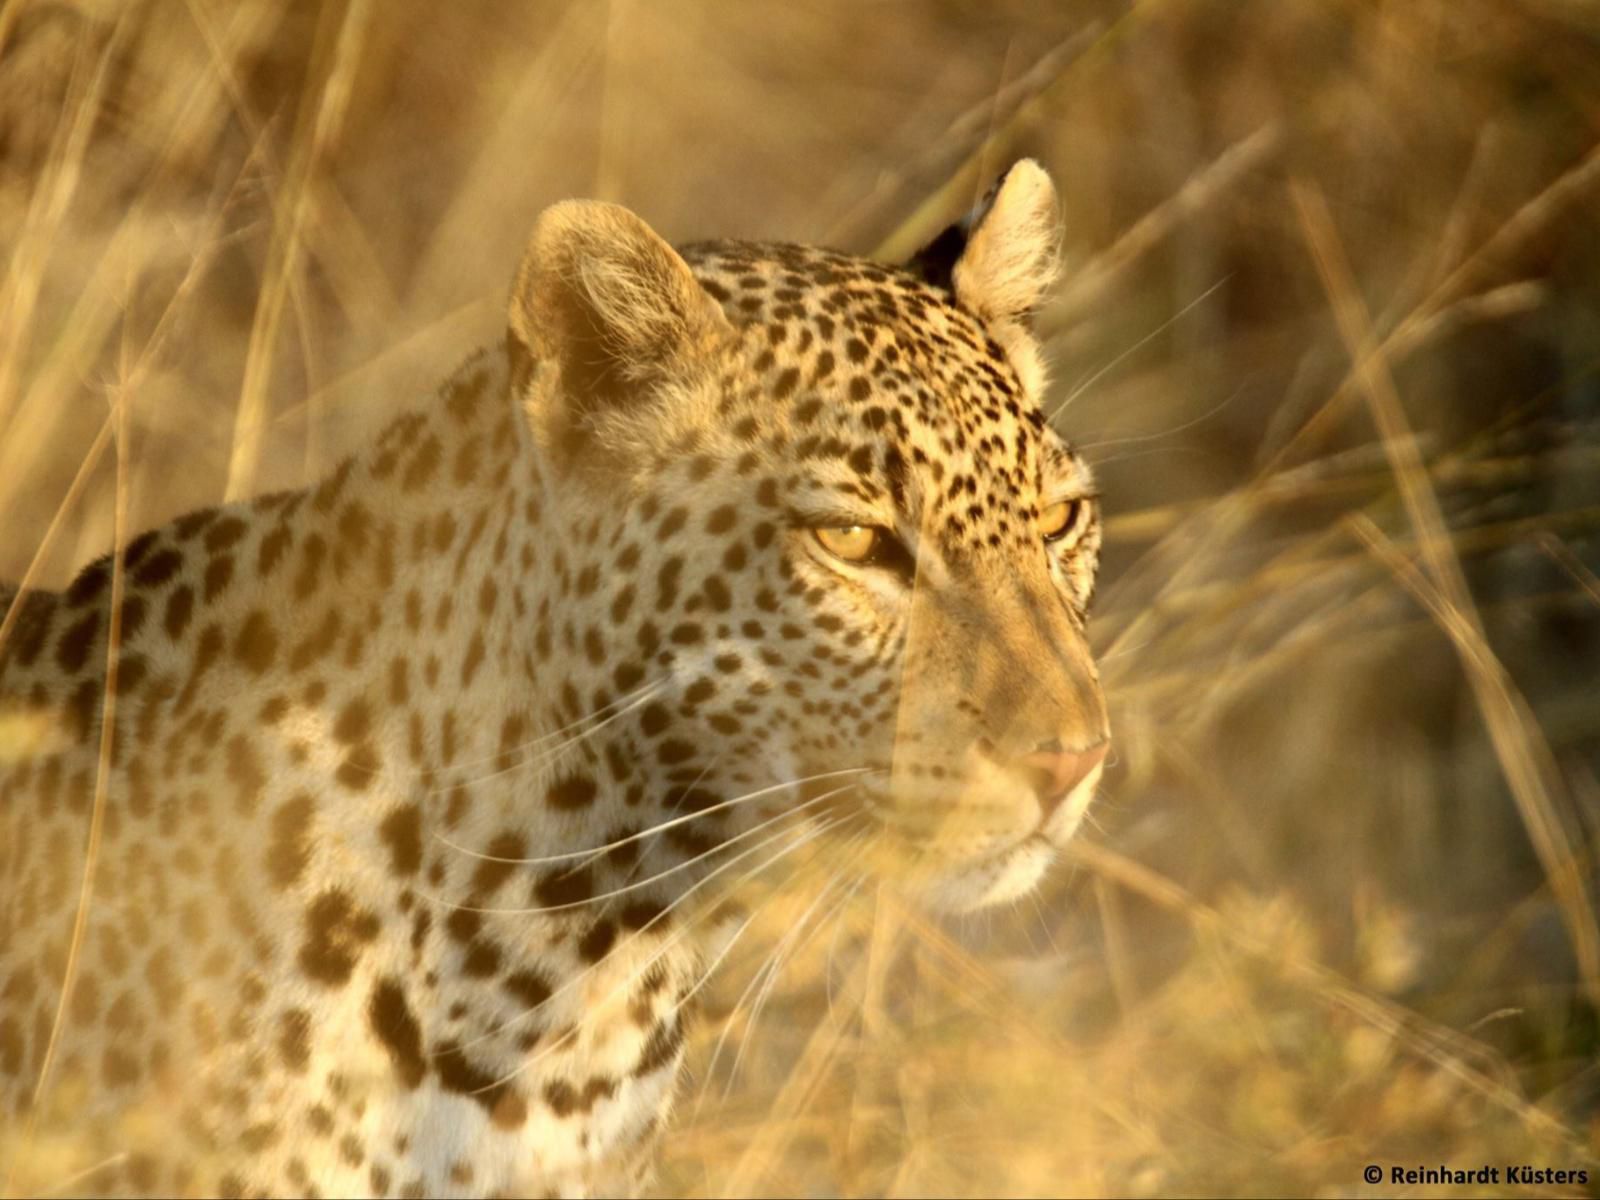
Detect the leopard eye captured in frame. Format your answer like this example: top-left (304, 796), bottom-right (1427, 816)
top-left (813, 525), bottom-right (879, 562)
top-left (1040, 499), bottom-right (1083, 543)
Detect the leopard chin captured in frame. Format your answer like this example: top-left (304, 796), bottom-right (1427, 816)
top-left (911, 760), bottom-right (1105, 914)
top-left (917, 836), bottom-right (1059, 913)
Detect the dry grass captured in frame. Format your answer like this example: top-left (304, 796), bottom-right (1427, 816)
top-left (3, 0), bottom-right (1599, 1195)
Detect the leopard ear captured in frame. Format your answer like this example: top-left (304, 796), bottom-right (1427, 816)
top-left (907, 159), bottom-right (1060, 325)
top-left (509, 200), bottom-right (729, 464)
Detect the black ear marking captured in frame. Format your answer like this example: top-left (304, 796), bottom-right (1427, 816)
top-left (903, 163), bottom-right (1020, 292)
top-left (904, 160), bottom-right (1059, 335)
top-left (906, 223), bottom-right (968, 293)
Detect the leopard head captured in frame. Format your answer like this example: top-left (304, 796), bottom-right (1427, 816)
top-left (508, 161), bottom-right (1108, 914)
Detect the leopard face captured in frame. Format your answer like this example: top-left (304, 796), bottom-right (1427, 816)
top-left (512, 159), bottom-right (1109, 916)
top-left (0, 160), bottom-right (1107, 1197)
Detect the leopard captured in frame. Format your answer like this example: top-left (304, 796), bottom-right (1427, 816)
top-left (0, 159), bottom-right (1110, 1198)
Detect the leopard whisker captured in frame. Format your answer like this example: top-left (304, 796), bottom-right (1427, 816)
top-left (1049, 277), bottom-right (1231, 422)
top-left (664, 753), bottom-right (723, 813)
top-left (676, 824), bottom-right (873, 1090)
top-left (711, 842), bottom-right (871, 1102)
top-left (567, 764), bottom-right (878, 869)
top-left (1024, 889), bottom-right (1063, 957)
top-left (823, 867), bottom-right (873, 1013)
top-left (450, 810), bottom-right (847, 1059)
top-left (422, 783), bottom-right (860, 918)
top-left (467, 809), bottom-right (861, 1081)
top-left (432, 766), bottom-right (878, 868)
top-left (425, 674), bottom-right (675, 793)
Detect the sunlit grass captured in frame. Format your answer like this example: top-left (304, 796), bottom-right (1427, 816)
top-left (3, 0), bottom-right (1598, 1196)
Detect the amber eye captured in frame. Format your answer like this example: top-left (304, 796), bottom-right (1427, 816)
top-left (1040, 499), bottom-right (1083, 542)
top-left (813, 525), bottom-right (879, 562)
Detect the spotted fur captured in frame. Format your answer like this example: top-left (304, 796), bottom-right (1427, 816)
top-left (0, 161), bottom-right (1108, 1197)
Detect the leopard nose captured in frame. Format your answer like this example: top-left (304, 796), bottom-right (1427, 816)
top-left (1020, 737), bottom-right (1109, 817)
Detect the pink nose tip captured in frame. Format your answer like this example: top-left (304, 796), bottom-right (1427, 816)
top-left (1021, 738), bottom-right (1110, 816)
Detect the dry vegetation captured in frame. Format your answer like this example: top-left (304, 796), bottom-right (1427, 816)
top-left (3, 0), bottom-right (1600, 1195)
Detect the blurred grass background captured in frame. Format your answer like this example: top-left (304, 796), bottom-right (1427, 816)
top-left (4, 0), bottom-right (1600, 1195)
